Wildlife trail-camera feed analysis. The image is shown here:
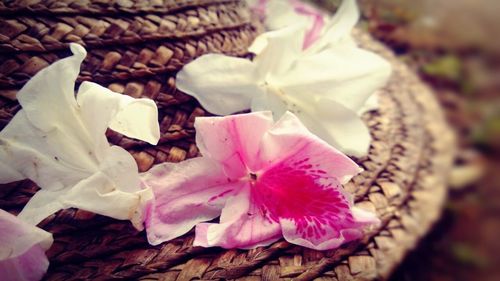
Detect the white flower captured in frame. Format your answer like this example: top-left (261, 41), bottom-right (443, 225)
top-left (0, 44), bottom-right (160, 229)
top-left (176, 0), bottom-right (391, 157)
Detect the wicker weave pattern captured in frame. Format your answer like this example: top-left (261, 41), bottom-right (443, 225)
top-left (0, 31), bottom-right (454, 280)
top-left (0, 0), bottom-right (239, 15)
top-left (0, 25), bottom-right (256, 87)
top-left (0, 1), bottom-right (454, 280)
top-left (0, 1), bottom-right (249, 53)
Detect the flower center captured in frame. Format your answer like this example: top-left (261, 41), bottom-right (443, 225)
top-left (251, 160), bottom-right (346, 223)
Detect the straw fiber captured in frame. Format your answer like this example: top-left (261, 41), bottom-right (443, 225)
top-left (0, 1), bottom-right (455, 280)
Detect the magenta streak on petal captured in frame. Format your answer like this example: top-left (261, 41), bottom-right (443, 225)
top-left (208, 189), bottom-right (234, 203)
top-left (291, 0), bottom-right (325, 49)
top-left (251, 149), bottom-right (354, 240)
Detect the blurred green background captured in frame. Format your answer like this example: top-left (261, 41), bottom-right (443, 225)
top-left (310, 0), bottom-right (500, 280)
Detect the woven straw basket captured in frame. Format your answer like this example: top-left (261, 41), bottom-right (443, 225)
top-left (0, 1), bottom-right (455, 280)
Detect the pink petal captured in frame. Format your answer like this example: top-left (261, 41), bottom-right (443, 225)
top-left (193, 184), bottom-right (281, 249)
top-left (142, 157), bottom-right (239, 245)
top-left (247, 112), bottom-right (377, 250)
top-left (259, 112), bottom-right (361, 183)
top-left (253, 157), bottom-right (375, 250)
top-left (0, 210), bottom-right (52, 281)
top-left (0, 245), bottom-right (49, 281)
top-left (194, 111), bottom-right (274, 178)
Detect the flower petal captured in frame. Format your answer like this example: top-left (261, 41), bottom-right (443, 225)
top-left (306, 0), bottom-right (359, 53)
top-left (259, 111), bottom-right (361, 181)
top-left (17, 146), bottom-right (151, 228)
top-left (193, 184), bottom-right (281, 249)
top-left (281, 46), bottom-right (392, 112)
top-left (0, 210), bottom-right (52, 281)
top-left (16, 43), bottom-right (85, 132)
top-left (0, 245), bottom-right (49, 281)
top-left (142, 157), bottom-right (239, 245)
top-left (1, 43), bottom-right (159, 229)
top-left (250, 23), bottom-right (305, 77)
top-left (281, 204), bottom-right (379, 251)
top-left (263, 0), bottom-right (311, 30)
top-left (176, 54), bottom-right (261, 115)
top-left (194, 112), bottom-right (274, 176)
top-left (249, 144), bottom-right (376, 250)
top-left (288, 98), bottom-right (372, 157)
top-left (19, 146), bottom-right (152, 229)
top-left (77, 82), bottom-right (160, 147)
top-left (0, 112), bottom-right (91, 188)
top-left (358, 91), bottom-right (379, 115)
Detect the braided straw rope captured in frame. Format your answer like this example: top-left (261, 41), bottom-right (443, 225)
top-left (0, 1), bottom-right (455, 280)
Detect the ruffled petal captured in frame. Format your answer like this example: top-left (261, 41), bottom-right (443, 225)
top-left (77, 82), bottom-right (160, 148)
top-left (0, 44), bottom-right (159, 228)
top-left (193, 184), bottom-right (281, 249)
top-left (16, 43), bottom-right (84, 132)
top-left (142, 157), bottom-right (239, 245)
top-left (194, 112), bottom-right (274, 176)
top-left (249, 132), bottom-right (376, 250)
top-left (18, 145), bottom-right (151, 228)
top-left (0, 210), bottom-right (52, 281)
top-left (258, 111), bottom-right (361, 182)
top-left (280, 204), bottom-right (379, 251)
top-left (281, 46), bottom-right (392, 112)
top-left (176, 54), bottom-right (261, 115)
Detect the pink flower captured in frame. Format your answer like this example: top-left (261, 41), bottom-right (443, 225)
top-left (142, 112), bottom-right (378, 250)
top-left (0, 210), bottom-right (53, 281)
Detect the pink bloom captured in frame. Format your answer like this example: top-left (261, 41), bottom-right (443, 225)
top-left (142, 112), bottom-right (378, 250)
top-left (0, 210), bottom-right (53, 281)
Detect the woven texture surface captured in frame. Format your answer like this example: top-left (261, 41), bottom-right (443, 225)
top-left (0, 1), bottom-right (455, 280)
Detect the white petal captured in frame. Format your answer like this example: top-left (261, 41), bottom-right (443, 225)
top-left (0, 112), bottom-right (91, 190)
top-left (1, 44), bottom-right (157, 228)
top-left (358, 92), bottom-right (379, 115)
top-left (18, 146), bottom-right (150, 227)
top-left (0, 161), bottom-right (24, 183)
top-left (281, 46), bottom-right (392, 112)
top-left (96, 146), bottom-right (141, 193)
top-left (307, 0), bottom-right (359, 53)
top-left (251, 24), bottom-right (306, 77)
top-left (17, 189), bottom-right (65, 226)
top-left (250, 87), bottom-right (289, 121)
top-left (264, 0), bottom-right (311, 31)
top-left (16, 43), bottom-right (85, 132)
top-left (291, 98), bottom-right (372, 157)
top-left (77, 82), bottom-right (160, 147)
top-left (176, 54), bottom-right (261, 115)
